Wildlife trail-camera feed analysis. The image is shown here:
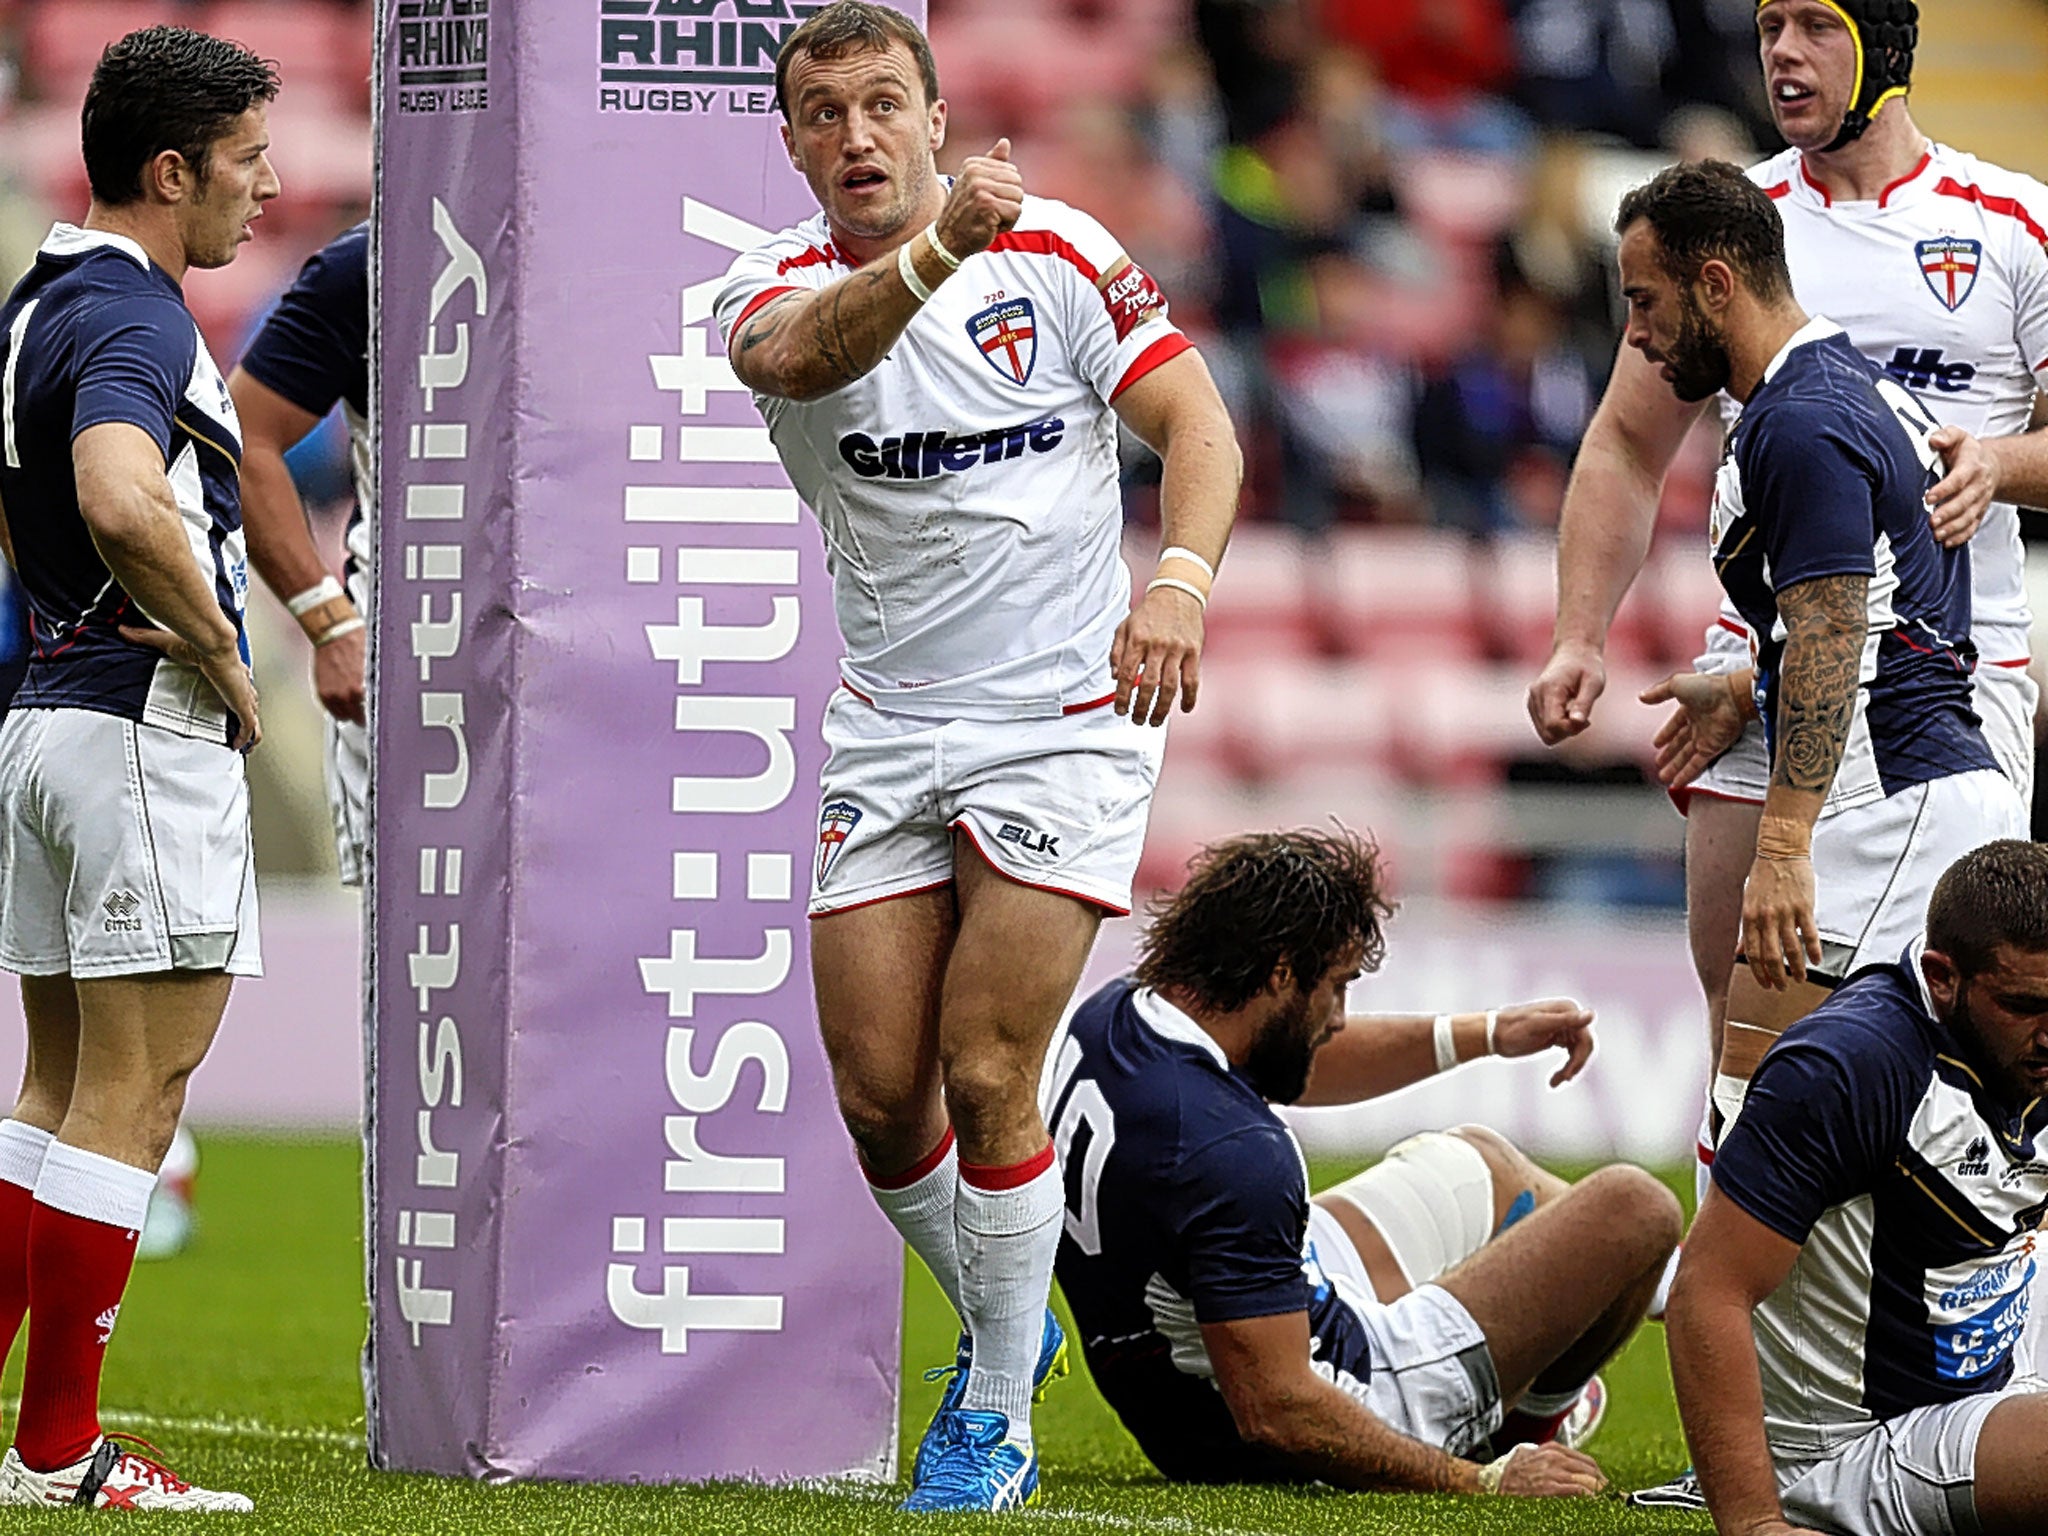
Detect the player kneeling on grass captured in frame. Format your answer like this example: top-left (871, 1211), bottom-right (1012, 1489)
top-left (1669, 840), bottom-right (2048, 1536)
top-left (1045, 827), bottom-right (1681, 1497)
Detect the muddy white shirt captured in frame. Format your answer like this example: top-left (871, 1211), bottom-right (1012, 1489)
top-left (1715, 144), bottom-right (2048, 662)
top-left (716, 194), bottom-right (1190, 719)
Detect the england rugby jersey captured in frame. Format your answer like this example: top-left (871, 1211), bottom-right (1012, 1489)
top-left (237, 222), bottom-right (370, 607)
top-left (1714, 940), bottom-right (2048, 1458)
top-left (1710, 318), bottom-right (1994, 809)
top-left (715, 196), bottom-right (1190, 719)
top-left (1717, 144), bottom-right (2048, 663)
top-left (0, 226), bottom-right (250, 745)
top-left (1044, 979), bottom-right (1381, 1483)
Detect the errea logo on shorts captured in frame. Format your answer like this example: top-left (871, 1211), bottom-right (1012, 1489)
top-left (837, 418), bottom-right (1066, 481)
top-left (102, 890), bottom-right (143, 934)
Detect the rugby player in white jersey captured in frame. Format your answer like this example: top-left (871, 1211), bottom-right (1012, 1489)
top-left (714, 2), bottom-right (1240, 1512)
top-left (1526, 0), bottom-right (2048, 1385)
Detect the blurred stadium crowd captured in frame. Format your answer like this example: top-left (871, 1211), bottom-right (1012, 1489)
top-left (1, 0), bottom-right (2044, 908)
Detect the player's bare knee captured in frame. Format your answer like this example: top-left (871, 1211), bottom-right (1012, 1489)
top-left (1581, 1164), bottom-right (1683, 1257)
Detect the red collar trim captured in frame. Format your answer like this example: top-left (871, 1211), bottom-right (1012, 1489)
top-left (1878, 150), bottom-right (1933, 208)
top-left (1794, 148), bottom-right (1934, 210)
top-left (1799, 156), bottom-right (1832, 207)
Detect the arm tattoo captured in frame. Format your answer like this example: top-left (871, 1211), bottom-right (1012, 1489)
top-left (736, 295), bottom-right (799, 356)
top-left (1771, 573), bottom-right (1868, 795)
top-left (811, 280), bottom-right (862, 385)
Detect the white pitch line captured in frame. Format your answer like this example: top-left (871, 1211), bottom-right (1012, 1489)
top-left (97, 1407), bottom-right (360, 1451)
top-left (1026, 1506), bottom-right (1269, 1536)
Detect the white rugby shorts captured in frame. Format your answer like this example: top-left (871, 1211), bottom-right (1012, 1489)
top-left (1806, 768), bottom-right (2027, 982)
top-left (1680, 618), bottom-right (2038, 810)
top-left (326, 716), bottom-right (368, 888)
top-left (1306, 1202), bottom-right (1502, 1458)
top-left (0, 708), bottom-right (261, 978)
top-left (1776, 1389), bottom-right (2016, 1536)
top-left (809, 688), bottom-right (1166, 918)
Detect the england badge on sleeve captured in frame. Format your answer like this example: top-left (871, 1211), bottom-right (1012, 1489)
top-left (967, 297), bottom-right (1037, 385)
top-left (1916, 236), bottom-right (1981, 312)
top-left (817, 799), bottom-right (862, 883)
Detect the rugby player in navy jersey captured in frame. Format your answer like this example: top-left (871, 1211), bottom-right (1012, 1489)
top-left (0, 26), bottom-right (277, 1511)
top-left (229, 222), bottom-right (370, 883)
top-left (1622, 162), bottom-right (2025, 1145)
top-left (1671, 841), bottom-right (2048, 1536)
top-left (1047, 828), bottom-right (1681, 1497)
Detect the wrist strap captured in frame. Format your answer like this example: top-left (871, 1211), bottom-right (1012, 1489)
top-left (923, 222), bottom-right (962, 270)
top-left (314, 615), bottom-right (366, 648)
top-left (1157, 545), bottom-right (1215, 582)
top-left (897, 239), bottom-right (935, 304)
top-left (1484, 1009), bottom-right (1499, 1056)
top-left (286, 575), bottom-right (344, 617)
top-left (1476, 1448), bottom-right (1520, 1494)
top-left (1146, 576), bottom-right (1207, 610)
top-left (1432, 1013), bottom-right (1457, 1074)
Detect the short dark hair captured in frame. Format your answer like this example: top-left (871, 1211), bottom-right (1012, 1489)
top-left (1614, 160), bottom-right (1793, 303)
top-left (82, 26), bottom-right (280, 206)
top-left (774, 2), bottom-right (940, 120)
top-left (1927, 841), bottom-right (2048, 979)
top-left (1136, 827), bottom-right (1395, 1013)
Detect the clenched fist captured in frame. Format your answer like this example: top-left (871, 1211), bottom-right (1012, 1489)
top-left (933, 138), bottom-right (1025, 259)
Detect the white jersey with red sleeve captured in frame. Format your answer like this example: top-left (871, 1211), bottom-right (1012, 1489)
top-left (1713, 143), bottom-right (2048, 662)
top-left (714, 193), bottom-right (1191, 720)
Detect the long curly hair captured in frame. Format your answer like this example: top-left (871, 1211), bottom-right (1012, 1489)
top-left (1135, 825), bottom-right (1395, 1012)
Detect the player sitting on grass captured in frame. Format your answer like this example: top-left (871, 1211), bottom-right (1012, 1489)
top-left (1045, 827), bottom-right (1681, 1497)
top-left (1670, 840), bottom-right (2048, 1536)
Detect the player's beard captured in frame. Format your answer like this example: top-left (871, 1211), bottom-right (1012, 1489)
top-left (1244, 991), bottom-right (1323, 1106)
top-left (1949, 983), bottom-right (2048, 1108)
top-left (1663, 289), bottom-right (1733, 403)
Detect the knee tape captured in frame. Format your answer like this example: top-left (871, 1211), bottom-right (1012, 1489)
top-left (1321, 1130), bottom-right (1496, 1288)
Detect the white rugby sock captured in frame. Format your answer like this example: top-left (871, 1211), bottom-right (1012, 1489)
top-left (957, 1146), bottom-right (1062, 1444)
top-left (1694, 1095), bottom-right (1715, 1212)
top-left (0, 1120), bottom-right (55, 1192)
top-left (1710, 1071), bottom-right (1751, 1141)
top-left (864, 1129), bottom-right (964, 1322)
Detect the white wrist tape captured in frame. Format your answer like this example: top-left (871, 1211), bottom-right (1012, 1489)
top-left (897, 239), bottom-right (935, 304)
top-left (1432, 1013), bottom-right (1458, 1074)
top-left (1145, 576), bottom-right (1207, 609)
top-left (1484, 1009), bottom-right (1499, 1056)
top-left (287, 575), bottom-right (344, 617)
top-left (314, 616), bottom-right (366, 648)
top-left (923, 222), bottom-right (962, 270)
top-left (1157, 545), bottom-right (1216, 581)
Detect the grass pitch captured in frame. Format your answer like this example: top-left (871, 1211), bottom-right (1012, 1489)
top-left (1, 1138), bottom-right (1712, 1532)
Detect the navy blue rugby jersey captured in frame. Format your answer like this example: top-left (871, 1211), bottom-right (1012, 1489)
top-left (237, 222), bottom-right (369, 593)
top-left (1708, 318), bottom-right (1993, 806)
top-left (0, 225), bottom-right (249, 744)
top-left (1045, 977), bottom-right (1375, 1483)
top-left (1715, 940), bottom-right (2048, 1458)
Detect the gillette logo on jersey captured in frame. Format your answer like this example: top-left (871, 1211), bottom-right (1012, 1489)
top-left (837, 417), bottom-right (1067, 480)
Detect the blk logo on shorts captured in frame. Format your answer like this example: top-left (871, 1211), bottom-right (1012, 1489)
top-left (966, 298), bottom-right (1037, 385)
top-left (102, 890), bottom-right (143, 934)
top-left (818, 800), bottom-right (861, 883)
top-left (997, 821), bottom-right (1059, 858)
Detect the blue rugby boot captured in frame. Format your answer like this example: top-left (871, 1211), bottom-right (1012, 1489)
top-left (898, 1410), bottom-right (1037, 1513)
top-left (912, 1309), bottom-right (1068, 1485)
